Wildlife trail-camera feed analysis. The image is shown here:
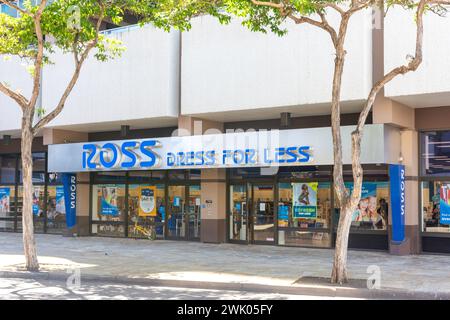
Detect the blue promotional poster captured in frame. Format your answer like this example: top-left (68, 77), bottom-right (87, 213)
top-left (173, 196), bottom-right (181, 207)
top-left (56, 186), bottom-right (66, 214)
top-left (100, 185), bottom-right (119, 216)
top-left (440, 184), bottom-right (450, 225)
top-left (158, 206), bottom-right (165, 221)
top-left (292, 182), bottom-right (318, 219)
top-left (389, 164), bottom-right (406, 242)
top-left (32, 187), bottom-right (41, 216)
top-left (278, 205), bottom-right (290, 227)
top-left (0, 187), bottom-right (10, 213)
top-left (62, 173), bottom-right (76, 228)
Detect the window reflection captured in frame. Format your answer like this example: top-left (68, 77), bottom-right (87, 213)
top-left (421, 131), bottom-right (450, 176)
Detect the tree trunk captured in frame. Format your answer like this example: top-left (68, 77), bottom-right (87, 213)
top-left (329, 45), bottom-right (351, 284)
top-left (331, 204), bottom-right (353, 284)
top-left (21, 112), bottom-right (39, 271)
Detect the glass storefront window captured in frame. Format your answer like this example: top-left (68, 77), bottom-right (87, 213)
top-left (46, 185), bottom-right (66, 233)
top-left (278, 230), bottom-right (331, 247)
top-left (127, 184), bottom-right (165, 239)
top-left (278, 182), bottom-right (331, 229)
top-left (128, 170), bottom-right (166, 182)
top-left (91, 184), bottom-right (126, 237)
top-left (421, 131), bottom-right (450, 176)
top-left (421, 181), bottom-right (450, 233)
top-left (17, 185), bottom-right (46, 233)
top-left (168, 170), bottom-right (186, 181)
top-left (277, 166), bottom-right (332, 180)
top-left (0, 185), bottom-right (15, 231)
top-left (188, 169), bottom-right (201, 180)
top-left (92, 184), bottom-right (126, 221)
top-left (18, 153), bottom-right (46, 184)
top-left (333, 181), bottom-right (389, 231)
top-left (48, 172), bottom-right (63, 184)
top-left (0, 155), bottom-right (17, 184)
top-left (94, 171), bottom-right (126, 183)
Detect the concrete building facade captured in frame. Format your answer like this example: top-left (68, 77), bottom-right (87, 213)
top-left (1, 6), bottom-right (450, 254)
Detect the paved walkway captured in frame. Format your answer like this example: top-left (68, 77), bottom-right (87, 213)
top-left (1, 233), bottom-right (450, 298)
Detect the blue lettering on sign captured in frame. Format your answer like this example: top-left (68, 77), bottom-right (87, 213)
top-left (263, 146), bottom-right (311, 164)
top-left (121, 141), bottom-right (139, 168)
top-left (62, 173), bottom-right (77, 229)
top-left (82, 140), bottom-right (160, 170)
top-left (99, 143), bottom-right (119, 168)
top-left (82, 140), bottom-right (312, 170)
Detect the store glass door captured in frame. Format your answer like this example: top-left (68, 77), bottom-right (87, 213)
top-left (187, 185), bottom-right (201, 240)
top-left (167, 185), bottom-right (186, 239)
top-left (229, 184), bottom-right (248, 243)
top-left (250, 183), bottom-right (275, 244)
top-left (167, 185), bottom-right (201, 241)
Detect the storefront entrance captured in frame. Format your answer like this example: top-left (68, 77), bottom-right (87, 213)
top-left (228, 182), bottom-right (276, 245)
top-left (167, 185), bottom-right (201, 241)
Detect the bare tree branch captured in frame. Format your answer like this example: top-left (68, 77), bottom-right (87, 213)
top-left (250, 0), bottom-right (283, 9)
top-left (348, 0), bottom-right (429, 209)
top-left (32, 1), bottom-right (106, 134)
top-left (0, 0), bottom-right (31, 16)
top-left (322, 3), bottom-right (345, 15)
top-left (27, 0), bottom-right (48, 120)
top-left (0, 82), bottom-right (29, 109)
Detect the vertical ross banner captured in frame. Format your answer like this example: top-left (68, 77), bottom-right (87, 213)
top-left (138, 186), bottom-right (156, 217)
top-left (440, 184), bottom-right (450, 224)
top-left (292, 182), bottom-right (318, 219)
top-left (62, 173), bottom-right (77, 229)
top-left (389, 164), bottom-right (405, 242)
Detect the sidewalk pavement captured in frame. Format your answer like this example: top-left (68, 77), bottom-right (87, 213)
top-left (1, 232), bottom-right (450, 299)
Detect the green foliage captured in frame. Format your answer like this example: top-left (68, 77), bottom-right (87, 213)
top-left (197, 0), bottom-right (440, 36)
top-left (36, 106), bottom-right (46, 117)
top-left (0, 0), bottom-right (226, 64)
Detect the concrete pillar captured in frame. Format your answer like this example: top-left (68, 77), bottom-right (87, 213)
top-left (390, 130), bottom-right (420, 255)
top-left (177, 115), bottom-right (227, 243)
top-left (200, 168), bottom-right (227, 243)
top-left (75, 172), bottom-right (90, 236)
top-left (177, 115), bottom-right (223, 136)
top-left (42, 128), bottom-right (88, 145)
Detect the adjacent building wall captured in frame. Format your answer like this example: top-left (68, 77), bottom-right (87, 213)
top-left (0, 25), bottom-right (181, 134)
top-left (181, 11), bottom-right (373, 121)
top-left (384, 6), bottom-right (450, 107)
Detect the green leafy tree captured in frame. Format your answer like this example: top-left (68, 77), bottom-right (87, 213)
top-left (0, 0), bottom-right (227, 271)
top-left (204, 0), bottom-right (450, 283)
